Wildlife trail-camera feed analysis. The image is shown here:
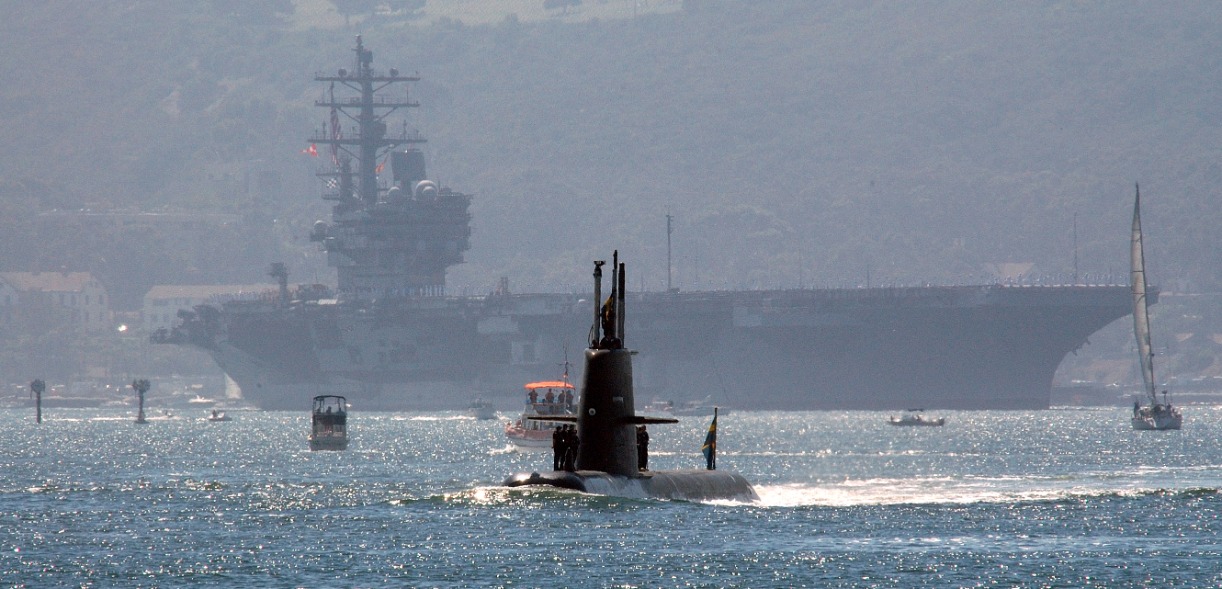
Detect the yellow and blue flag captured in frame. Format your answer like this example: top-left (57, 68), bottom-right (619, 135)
top-left (701, 409), bottom-right (718, 470)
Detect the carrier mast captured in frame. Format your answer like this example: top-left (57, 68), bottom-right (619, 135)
top-left (311, 35), bottom-right (423, 205)
top-left (307, 36), bottom-right (472, 299)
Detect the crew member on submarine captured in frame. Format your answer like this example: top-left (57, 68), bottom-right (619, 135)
top-left (636, 425), bottom-right (649, 471)
top-left (503, 252), bottom-right (757, 502)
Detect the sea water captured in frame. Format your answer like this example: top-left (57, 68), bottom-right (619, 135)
top-left (1, 406), bottom-right (1220, 587)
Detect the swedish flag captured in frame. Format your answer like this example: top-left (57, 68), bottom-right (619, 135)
top-left (701, 408), bottom-right (718, 470)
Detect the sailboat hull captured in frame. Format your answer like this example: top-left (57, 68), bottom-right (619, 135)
top-left (1131, 408), bottom-right (1182, 431)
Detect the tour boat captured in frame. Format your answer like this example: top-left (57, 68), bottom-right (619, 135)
top-left (505, 380), bottom-right (577, 450)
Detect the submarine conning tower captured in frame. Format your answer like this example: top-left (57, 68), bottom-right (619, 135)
top-left (504, 252), bottom-right (757, 502)
top-left (576, 348), bottom-right (639, 475)
top-left (576, 252), bottom-right (677, 475)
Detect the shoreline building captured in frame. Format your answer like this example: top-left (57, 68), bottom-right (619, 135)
top-left (0, 271), bottom-right (112, 333)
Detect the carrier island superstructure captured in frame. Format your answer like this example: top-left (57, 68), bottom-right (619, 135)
top-left (157, 38), bottom-right (1138, 411)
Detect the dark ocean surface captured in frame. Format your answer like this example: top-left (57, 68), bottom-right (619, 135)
top-left (2, 406), bottom-right (1220, 587)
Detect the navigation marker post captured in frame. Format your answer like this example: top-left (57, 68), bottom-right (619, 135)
top-left (132, 379), bottom-right (150, 424)
top-left (30, 379), bottom-right (44, 424)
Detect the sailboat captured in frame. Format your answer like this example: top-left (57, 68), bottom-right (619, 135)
top-left (1129, 184), bottom-right (1182, 431)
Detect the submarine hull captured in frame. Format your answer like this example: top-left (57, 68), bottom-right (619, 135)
top-left (503, 470), bottom-right (759, 502)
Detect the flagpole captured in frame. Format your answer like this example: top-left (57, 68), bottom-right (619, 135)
top-left (703, 406), bottom-right (718, 471)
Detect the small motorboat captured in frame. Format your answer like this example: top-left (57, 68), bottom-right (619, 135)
top-left (309, 395), bottom-right (349, 451)
top-left (206, 409), bottom-right (232, 422)
top-left (639, 399), bottom-right (676, 419)
top-left (669, 397), bottom-right (730, 417)
top-left (468, 398), bottom-right (497, 420)
top-left (888, 410), bottom-right (945, 427)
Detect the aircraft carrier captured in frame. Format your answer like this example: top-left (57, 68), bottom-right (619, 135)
top-left (156, 38), bottom-right (1138, 411)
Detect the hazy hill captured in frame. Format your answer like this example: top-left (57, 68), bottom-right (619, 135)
top-left (1, 0), bottom-right (1220, 305)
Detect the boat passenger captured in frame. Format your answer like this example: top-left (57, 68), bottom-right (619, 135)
top-left (552, 426), bottom-right (563, 471)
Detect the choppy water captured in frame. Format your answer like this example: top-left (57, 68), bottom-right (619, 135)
top-left (2, 406), bottom-right (1220, 587)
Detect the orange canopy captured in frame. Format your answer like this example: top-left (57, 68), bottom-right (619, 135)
top-left (524, 381), bottom-right (575, 390)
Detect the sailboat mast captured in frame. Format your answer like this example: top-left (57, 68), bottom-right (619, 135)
top-left (1131, 183), bottom-right (1157, 404)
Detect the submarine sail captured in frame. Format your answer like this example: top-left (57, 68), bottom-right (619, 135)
top-left (504, 253), bottom-right (758, 502)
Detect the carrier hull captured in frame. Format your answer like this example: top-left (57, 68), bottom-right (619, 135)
top-left (186, 284), bottom-right (1135, 411)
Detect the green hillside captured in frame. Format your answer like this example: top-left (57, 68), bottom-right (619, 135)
top-left (1, 0), bottom-right (1220, 303)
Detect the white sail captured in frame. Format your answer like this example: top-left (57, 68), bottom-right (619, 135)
top-left (1130, 184), bottom-right (1157, 404)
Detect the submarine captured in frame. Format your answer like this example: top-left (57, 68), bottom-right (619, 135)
top-left (504, 253), bottom-right (758, 502)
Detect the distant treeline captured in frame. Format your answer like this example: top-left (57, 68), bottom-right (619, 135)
top-left (1, 0), bottom-right (1220, 311)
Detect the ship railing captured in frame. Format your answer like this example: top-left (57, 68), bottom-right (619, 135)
top-left (342, 95), bottom-right (420, 106)
top-left (526, 401), bottom-right (575, 415)
top-left (633, 282), bottom-right (1129, 311)
top-left (206, 289), bottom-right (277, 306)
top-left (313, 69), bottom-right (420, 82)
top-left (308, 127), bottom-right (424, 143)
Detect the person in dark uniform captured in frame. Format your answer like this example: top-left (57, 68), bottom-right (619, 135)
top-left (552, 426), bottom-right (563, 471)
top-left (636, 425), bottom-right (649, 471)
top-left (563, 425), bottom-right (579, 471)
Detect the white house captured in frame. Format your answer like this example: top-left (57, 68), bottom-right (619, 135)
top-left (0, 278), bottom-right (17, 329)
top-left (142, 284), bottom-right (276, 332)
top-left (0, 271), bottom-right (112, 332)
